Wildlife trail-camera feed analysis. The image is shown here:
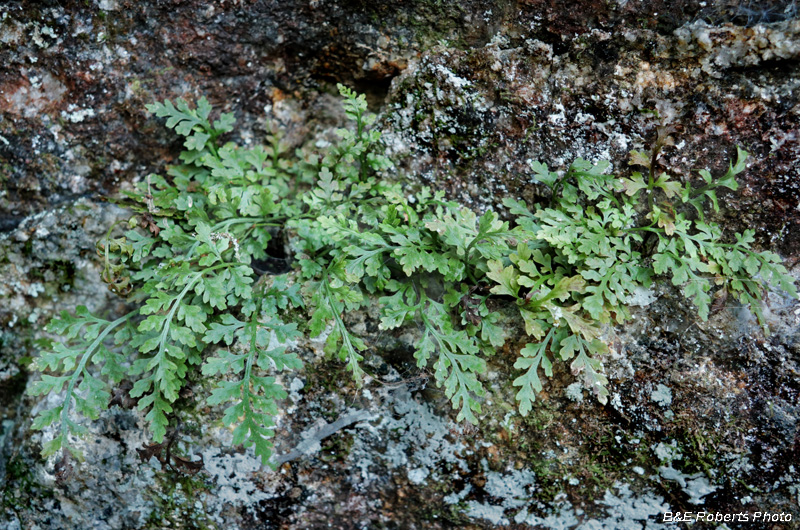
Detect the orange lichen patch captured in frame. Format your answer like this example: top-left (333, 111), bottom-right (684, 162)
top-left (364, 58), bottom-right (408, 80)
top-left (633, 62), bottom-right (679, 92)
top-left (0, 71), bottom-right (67, 118)
top-left (723, 98), bottom-right (768, 134)
top-left (271, 87), bottom-right (288, 102)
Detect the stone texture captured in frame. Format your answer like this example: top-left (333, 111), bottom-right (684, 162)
top-left (2, 1), bottom-right (799, 529)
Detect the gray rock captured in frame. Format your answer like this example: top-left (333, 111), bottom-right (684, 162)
top-left (2, 1), bottom-right (800, 528)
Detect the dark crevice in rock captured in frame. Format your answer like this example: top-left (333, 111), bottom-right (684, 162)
top-left (351, 76), bottom-right (395, 110)
top-left (0, 215), bottom-right (24, 233)
top-left (728, 57), bottom-right (800, 74)
top-left (252, 232), bottom-right (293, 276)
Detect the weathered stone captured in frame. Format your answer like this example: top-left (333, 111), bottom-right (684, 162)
top-left (2, 1), bottom-right (799, 528)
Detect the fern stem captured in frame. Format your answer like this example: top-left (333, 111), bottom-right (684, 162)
top-left (59, 310), bottom-right (136, 456)
top-left (322, 272), bottom-right (364, 382)
top-left (241, 320), bottom-right (258, 426)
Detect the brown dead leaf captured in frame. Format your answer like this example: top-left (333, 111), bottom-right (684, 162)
top-left (109, 380), bottom-right (138, 409)
top-left (54, 454), bottom-right (73, 484)
top-left (171, 454), bottom-right (204, 475)
top-left (139, 213), bottom-right (160, 236)
top-left (136, 442), bottom-right (165, 464)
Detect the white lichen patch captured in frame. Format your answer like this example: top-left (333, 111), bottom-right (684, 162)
top-left (650, 384), bottom-right (673, 408)
top-left (653, 441), bottom-right (682, 466)
top-left (201, 433), bottom-right (276, 516)
top-left (97, 0), bottom-right (120, 11)
top-left (626, 286), bottom-right (657, 307)
top-left (658, 466), bottom-right (718, 505)
top-left (565, 382), bottom-right (585, 403)
top-left (407, 467), bottom-right (429, 484)
top-left (345, 384), bottom-right (470, 487)
top-left (61, 104), bottom-right (96, 123)
top-left (509, 483), bottom-right (669, 529)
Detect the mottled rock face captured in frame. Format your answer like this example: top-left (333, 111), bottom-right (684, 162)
top-left (2, 1), bottom-right (800, 529)
top-left (0, 0), bottom-right (509, 227)
top-left (383, 16), bottom-right (800, 254)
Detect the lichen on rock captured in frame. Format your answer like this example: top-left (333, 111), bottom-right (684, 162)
top-left (2, 1), bottom-right (800, 529)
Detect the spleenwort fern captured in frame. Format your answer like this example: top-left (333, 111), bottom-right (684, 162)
top-left (420, 295), bottom-right (486, 424)
top-left (202, 298), bottom-right (302, 463)
top-left (29, 308), bottom-right (135, 459)
top-left (314, 267), bottom-right (368, 382)
top-left (28, 88), bottom-right (798, 467)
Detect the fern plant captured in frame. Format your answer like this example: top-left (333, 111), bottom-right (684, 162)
top-left (28, 87), bottom-right (797, 467)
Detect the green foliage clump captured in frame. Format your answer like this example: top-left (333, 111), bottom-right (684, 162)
top-left (28, 86), bottom-right (797, 465)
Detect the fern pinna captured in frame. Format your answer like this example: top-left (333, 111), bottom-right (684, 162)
top-left (29, 87), bottom-right (797, 466)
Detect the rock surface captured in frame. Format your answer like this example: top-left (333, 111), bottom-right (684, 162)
top-left (2, 1), bottom-right (799, 529)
